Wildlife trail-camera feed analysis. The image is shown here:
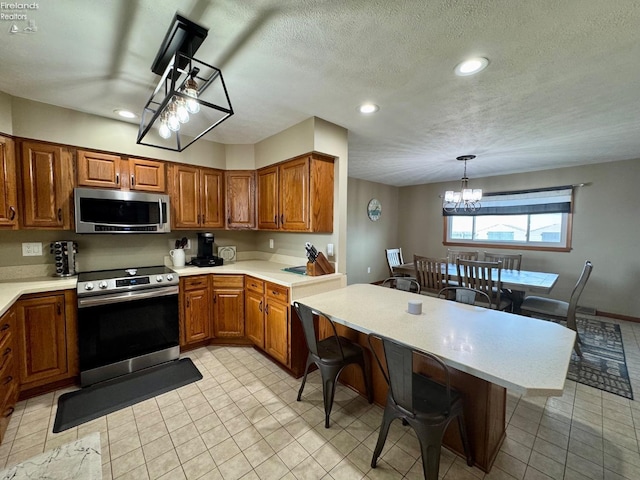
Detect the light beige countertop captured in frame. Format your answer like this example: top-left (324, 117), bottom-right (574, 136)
top-left (296, 283), bottom-right (575, 396)
top-left (0, 261), bottom-right (345, 316)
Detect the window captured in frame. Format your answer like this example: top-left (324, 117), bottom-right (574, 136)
top-left (444, 187), bottom-right (573, 251)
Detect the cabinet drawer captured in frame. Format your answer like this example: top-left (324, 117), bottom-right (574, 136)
top-left (246, 277), bottom-right (265, 294)
top-left (183, 275), bottom-right (209, 290)
top-left (266, 283), bottom-right (289, 304)
top-left (212, 275), bottom-right (244, 289)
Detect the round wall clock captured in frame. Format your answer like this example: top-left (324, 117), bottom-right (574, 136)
top-left (367, 198), bottom-right (382, 221)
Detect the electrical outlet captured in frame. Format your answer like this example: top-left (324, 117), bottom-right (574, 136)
top-left (327, 243), bottom-right (334, 256)
top-left (367, 266), bottom-right (371, 274)
top-left (22, 242), bottom-right (43, 256)
top-left (269, 239), bottom-right (274, 249)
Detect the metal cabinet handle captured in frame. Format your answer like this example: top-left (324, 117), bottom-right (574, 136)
top-left (57, 302), bottom-right (62, 315)
top-left (3, 406), bottom-right (14, 418)
top-left (116, 173), bottom-right (120, 185)
top-left (9, 206), bottom-right (15, 220)
top-left (227, 217), bottom-right (231, 224)
top-left (259, 300), bottom-right (263, 312)
top-left (0, 324), bottom-right (9, 331)
top-left (280, 214), bottom-right (284, 225)
top-left (213, 294), bottom-right (217, 304)
top-left (2, 347), bottom-right (10, 356)
top-left (274, 215), bottom-right (278, 226)
top-left (57, 208), bottom-right (62, 221)
top-left (3, 375), bottom-right (12, 385)
top-left (265, 304), bottom-right (269, 315)
top-left (272, 290), bottom-right (279, 296)
top-left (131, 174), bottom-right (135, 186)
top-left (186, 297), bottom-right (190, 308)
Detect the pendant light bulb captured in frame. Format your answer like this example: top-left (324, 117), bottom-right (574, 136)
top-left (158, 115), bottom-right (171, 139)
top-left (167, 105), bottom-right (181, 132)
top-left (184, 78), bottom-right (200, 114)
top-left (176, 98), bottom-right (190, 124)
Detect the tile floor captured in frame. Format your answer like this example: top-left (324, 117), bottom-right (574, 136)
top-left (0, 314), bottom-right (639, 480)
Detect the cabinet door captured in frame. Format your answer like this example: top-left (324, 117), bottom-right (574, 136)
top-left (245, 290), bottom-right (264, 348)
top-left (265, 300), bottom-right (289, 366)
top-left (129, 158), bottom-right (166, 192)
top-left (171, 164), bottom-right (200, 229)
top-left (213, 289), bottom-right (245, 337)
top-left (225, 170), bottom-right (256, 229)
top-left (15, 294), bottom-right (68, 386)
top-left (279, 157), bottom-right (309, 231)
top-left (201, 168), bottom-right (224, 229)
top-left (184, 288), bottom-right (211, 344)
top-left (20, 142), bottom-right (74, 229)
top-left (0, 136), bottom-right (18, 229)
top-left (257, 166), bottom-right (279, 229)
top-left (77, 150), bottom-right (122, 188)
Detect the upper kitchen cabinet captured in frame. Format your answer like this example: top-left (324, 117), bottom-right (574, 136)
top-left (225, 170), bottom-right (256, 230)
top-left (0, 136), bottom-right (18, 229)
top-left (20, 141), bottom-right (74, 230)
top-left (169, 163), bottom-right (224, 230)
top-left (77, 150), bottom-right (166, 192)
top-left (257, 153), bottom-right (334, 232)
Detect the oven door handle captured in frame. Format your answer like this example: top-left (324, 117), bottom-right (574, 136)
top-left (78, 286), bottom-right (179, 308)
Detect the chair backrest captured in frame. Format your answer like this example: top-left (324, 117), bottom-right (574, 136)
top-left (567, 261), bottom-right (594, 323)
top-left (368, 333), bottom-right (452, 415)
top-left (484, 252), bottom-right (522, 271)
top-left (414, 255), bottom-right (449, 294)
top-left (385, 248), bottom-right (404, 276)
top-left (381, 277), bottom-right (420, 293)
top-left (293, 301), bottom-right (344, 360)
top-left (447, 249), bottom-right (479, 264)
top-left (438, 287), bottom-right (492, 309)
top-left (457, 259), bottom-right (503, 306)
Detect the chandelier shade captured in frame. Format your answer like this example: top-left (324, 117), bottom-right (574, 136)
top-left (442, 155), bottom-right (482, 213)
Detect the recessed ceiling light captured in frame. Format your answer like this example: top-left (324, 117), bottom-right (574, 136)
top-left (454, 57), bottom-right (489, 76)
top-left (358, 103), bottom-right (379, 114)
top-left (114, 109), bottom-right (137, 119)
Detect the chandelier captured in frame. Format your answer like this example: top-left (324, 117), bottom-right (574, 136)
top-left (443, 155), bottom-right (482, 213)
top-left (137, 15), bottom-right (233, 152)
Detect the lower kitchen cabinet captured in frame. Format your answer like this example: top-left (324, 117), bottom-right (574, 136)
top-left (0, 307), bottom-right (18, 443)
top-left (212, 275), bottom-right (245, 338)
top-left (245, 277), bottom-right (265, 348)
top-left (14, 290), bottom-right (78, 391)
top-left (181, 275), bottom-right (211, 345)
top-left (264, 283), bottom-right (290, 366)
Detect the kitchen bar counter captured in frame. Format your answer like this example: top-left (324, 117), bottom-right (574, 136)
top-left (0, 260), bottom-right (345, 316)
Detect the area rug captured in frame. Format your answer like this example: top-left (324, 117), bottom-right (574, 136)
top-left (567, 317), bottom-right (633, 399)
top-left (53, 358), bottom-right (202, 433)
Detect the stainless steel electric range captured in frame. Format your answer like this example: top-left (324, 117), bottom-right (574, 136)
top-left (76, 266), bottom-right (179, 386)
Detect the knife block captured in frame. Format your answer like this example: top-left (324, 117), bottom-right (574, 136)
top-left (306, 252), bottom-right (335, 276)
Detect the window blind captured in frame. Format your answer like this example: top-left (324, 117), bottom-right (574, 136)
top-left (443, 186), bottom-right (573, 216)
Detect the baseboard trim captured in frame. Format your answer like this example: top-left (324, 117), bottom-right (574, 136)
top-left (597, 310), bottom-right (640, 323)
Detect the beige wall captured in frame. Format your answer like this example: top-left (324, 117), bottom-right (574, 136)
top-left (0, 92), bottom-right (12, 134)
top-left (394, 158), bottom-right (640, 318)
top-left (346, 178), bottom-right (400, 284)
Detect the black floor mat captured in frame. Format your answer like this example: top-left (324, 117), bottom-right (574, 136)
top-left (53, 358), bottom-right (203, 433)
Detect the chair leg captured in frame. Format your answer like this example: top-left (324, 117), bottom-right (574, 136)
top-left (413, 424), bottom-right (443, 480)
top-left (574, 339), bottom-right (583, 357)
top-left (371, 404), bottom-right (396, 468)
top-left (457, 413), bottom-right (473, 467)
top-left (297, 356), bottom-right (313, 401)
top-left (319, 364), bottom-right (341, 428)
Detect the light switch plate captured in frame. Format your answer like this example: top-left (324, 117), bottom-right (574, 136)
top-left (22, 242), bottom-right (43, 256)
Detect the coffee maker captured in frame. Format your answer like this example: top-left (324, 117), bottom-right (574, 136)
top-left (191, 232), bottom-right (224, 267)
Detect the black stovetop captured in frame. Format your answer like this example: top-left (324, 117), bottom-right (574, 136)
top-left (77, 266), bottom-right (174, 282)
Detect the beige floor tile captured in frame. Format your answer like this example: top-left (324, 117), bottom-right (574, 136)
top-left (142, 434), bottom-right (174, 462)
top-left (242, 438), bottom-right (275, 468)
top-left (175, 436), bottom-right (207, 464)
top-left (291, 455), bottom-right (327, 480)
top-left (156, 466), bottom-right (186, 480)
top-left (111, 447), bottom-right (146, 478)
top-left (182, 451), bottom-right (218, 480)
top-left (217, 452), bottom-right (253, 480)
top-left (253, 454), bottom-right (289, 479)
top-left (232, 425), bottom-right (262, 450)
top-left (201, 424), bottom-right (231, 450)
top-left (170, 422), bottom-right (199, 447)
top-left (110, 434), bottom-right (142, 460)
top-left (116, 463), bottom-right (149, 480)
top-left (139, 421), bottom-right (169, 446)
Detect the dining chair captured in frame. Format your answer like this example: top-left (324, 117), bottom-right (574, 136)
top-left (381, 277), bottom-right (420, 293)
top-left (456, 259), bottom-right (512, 311)
top-left (293, 302), bottom-right (373, 428)
top-left (483, 252), bottom-right (522, 271)
top-left (368, 333), bottom-right (473, 479)
top-left (446, 249), bottom-right (479, 264)
top-left (413, 255), bottom-right (450, 297)
top-left (438, 287), bottom-right (492, 309)
top-left (385, 248), bottom-right (408, 277)
top-left (520, 261), bottom-right (593, 357)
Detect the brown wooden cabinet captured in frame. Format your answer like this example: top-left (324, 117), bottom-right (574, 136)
top-left (0, 136), bottom-right (18, 229)
top-left (181, 275), bottom-right (211, 346)
top-left (225, 170), bottom-right (256, 229)
top-left (264, 282), bottom-right (290, 366)
top-left (245, 277), bottom-right (265, 348)
top-left (0, 307), bottom-right (18, 443)
top-left (77, 150), bottom-right (166, 192)
top-left (20, 141), bottom-right (74, 229)
top-left (212, 275), bottom-right (245, 338)
top-left (257, 153), bottom-right (334, 232)
top-left (14, 290), bottom-right (78, 389)
top-left (169, 164), bottom-right (224, 229)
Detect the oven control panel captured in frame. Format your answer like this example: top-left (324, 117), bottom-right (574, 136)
top-left (78, 271), bottom-right (179, 295)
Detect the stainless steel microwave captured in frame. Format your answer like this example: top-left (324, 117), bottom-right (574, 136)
top-left (74, 187), bottom-right (171, 234)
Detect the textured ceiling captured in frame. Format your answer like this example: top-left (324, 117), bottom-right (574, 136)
top-left (1, 0), bottom-right (639, 186)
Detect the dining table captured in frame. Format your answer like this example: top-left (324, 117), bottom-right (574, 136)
top-left (295, 283), bottom-right (575, 472)
top-left (393, 262), bottom-right (559, 294)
